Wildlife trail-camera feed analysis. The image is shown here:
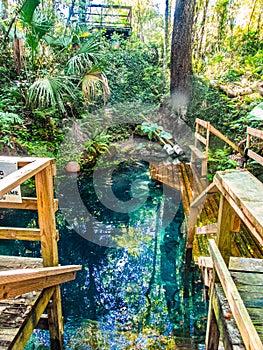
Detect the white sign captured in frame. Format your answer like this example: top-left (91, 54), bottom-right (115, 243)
top-left (0, 162), bottom-right (22, 203)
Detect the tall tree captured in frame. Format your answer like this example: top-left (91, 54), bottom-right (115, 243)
top-left (170, 0), bottom-right (196, 111)
top-left (164, 0), bottom-right (172, 68)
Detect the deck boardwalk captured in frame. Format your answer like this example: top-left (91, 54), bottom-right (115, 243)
top-left (0, 256), bottom-right (42, 349)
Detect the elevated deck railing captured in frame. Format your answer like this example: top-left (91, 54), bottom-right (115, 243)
top-left (0, 156), bottom-right (81, 349)
top-left (190, 118), bottom-right (263, 177)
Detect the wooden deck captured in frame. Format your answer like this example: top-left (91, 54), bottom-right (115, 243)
top-left (0, 156), bottom-right (81, 349)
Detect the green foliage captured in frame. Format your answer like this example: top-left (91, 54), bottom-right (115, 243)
top-left (27, 76), bottom-right (77, 113)
top-left (104, 40), bottom-right (168, 104)
top-left (207, 148), bottom-right (237, 181)
top-left (0, 112), bottom-right (24, 148)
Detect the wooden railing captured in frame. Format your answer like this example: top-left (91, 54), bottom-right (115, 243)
top-left (191, 169), bottom-right (263, 349)
top-left (0, 156), bottom-right (81, 349)
top-left (86, 4), bottom-right (132, 30)
top-left (189, 118), bottom-right (263, 177)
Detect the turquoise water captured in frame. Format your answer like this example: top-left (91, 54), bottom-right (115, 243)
top-left (0, 161), bottom-right (207, 349)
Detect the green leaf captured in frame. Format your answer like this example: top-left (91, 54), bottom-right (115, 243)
top-left (20, 0), bottom-right (40, 24)
top-left (158, 131), bottom-right (173, 140)
top-left (247, 102), bottom-right (263, 121)
top-left (141, 122), bottom-right (159, 133)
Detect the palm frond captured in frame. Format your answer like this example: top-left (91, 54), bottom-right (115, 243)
top-left (27, 76), bottom-right (76, 113)
top-left (81, 67), bottom-right (110, 104)
top-left (66, 39), bottom-right (103, 75)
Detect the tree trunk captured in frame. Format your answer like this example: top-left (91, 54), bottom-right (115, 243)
top-left (164, 0), bottom-right (171, 69)
top-left (197, 0), bottom-right (210, 59)
top-left (170, 0), bottom-right (196, 111)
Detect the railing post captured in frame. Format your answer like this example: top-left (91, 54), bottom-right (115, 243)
top-left (216, 194), bottom-right (240, 266)
top-left (35, 163), bottom-right (64, 349)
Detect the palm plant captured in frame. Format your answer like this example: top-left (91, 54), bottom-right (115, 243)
top-left (26, 76), bottom-right (77, 114)
top-left (81, 65), bottom-right (110, 104)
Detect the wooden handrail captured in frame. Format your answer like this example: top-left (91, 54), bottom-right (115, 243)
top-left (208, 239), bottom-right (263, 350)
top-left (0, 158), bottom-right (53, 197)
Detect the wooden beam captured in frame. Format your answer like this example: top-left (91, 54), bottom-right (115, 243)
top-left (196, 223), bottom-right (218, 235)
top-left (190, 182), bottom-right (218, 208)
top-left (208, 284), bottom-right (245, 350)
top-left (0, 156), bottom-right (39, 167)
top-left (208, 239), bottom-right (263, 350)
top-left (189, 145), bottom-right (206, 159)
top-left (247, 126), bottom-right (263, 139)
top-left (247, 149), bottom-right (263, 166)
top-left (0, 255), bottom-right (42, 270)
top-left (47, 286), bottom-right (64, 349)
top-left (0, 265), bottom-right (81, 300)
top-left (35, 165), bottom-right (58, 267)
top-left (196, 118), bottom-right (210, 128)
top-left (216, 195), bottom-right (237, 266)
top-left (10, 287), bottom-right (55, 350)
top-left (209, 125), bottom-right (243, 154)
top-left (0, 228), bottom-right (59, 242)
top-left (229, 257), bottom-right (263, 273)
top-left (195, 132), bottom-right (207, 145)
top-left (0, 228), bottom-right (41, 241)
top-left (0, 197), bottom-right (58, 211)
top-left (0, 158), bottom-right (53, 198)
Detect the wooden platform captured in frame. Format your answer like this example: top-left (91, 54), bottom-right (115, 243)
top-left (0, 256), bottom-right (42, 349)
top-left (0, 255), bottom-right (80, 349)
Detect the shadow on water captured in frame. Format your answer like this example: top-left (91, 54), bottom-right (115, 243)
top-left (0, 161), bottom-right (208, 349)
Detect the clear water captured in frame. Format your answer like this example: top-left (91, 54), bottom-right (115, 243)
top-left (0, 161), bottom-right (207, 349)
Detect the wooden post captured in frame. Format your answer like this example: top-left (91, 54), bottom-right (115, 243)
top-left (35, 164), bottom-right (64, 349)
top-left (35, 164), bottom-right (58, 267)
top-left (216, 194), bottom-right (240, 266)
top-left (205, 282), bottom-right (220, 350)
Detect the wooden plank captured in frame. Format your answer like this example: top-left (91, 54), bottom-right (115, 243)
top-left (0, 228), bottom-right (41, 241)
top-left (247, 127), bottom-right (263, 139)
top-left (0, 228), bottom-right (59, 242)
top-left (196, 223), bottom-right (218, 235)
top-left (190, 182), bottom-right (218, 208)
top-left (189, 145), bottom-right (206, 159)
top-left (214, 170), bottom-right (263, 247)
top-left (0, 156), bottom-right (39, 167)
top-left (229, 257), bottom-right (263, 273)
top-left (0, 197), bottom-right (58, 211)
top-left (207, 285), bottom-right (245, 350)
top-left (0, 265), bottom-right (81, 299)
top-left (208, 239), bottom-right (263, 350)
top-left (196, 118), bottom-right (210, 128)
top-left (10, 287), bottom-right (55, 350)
top-left (0, 256), bottom-right (42, 270)
top-left (198, 256), bottom-right (213, 269)
top-left (209, 125), bottom-right (243, 154)
top-left (231, 271), bottom-right (263, 286)
top-left (211, 284), bottom-right (246, 350)
top-left (247, 149), bottom-right (263, 166)
top-left (47, 286), bottom-right (64, 348)
top-left (0, 158), bottom-right (53, 198)
top-left (35, 165), bottom-right (58, 267)
top-left (195, 132), bottom-right (207, 145)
